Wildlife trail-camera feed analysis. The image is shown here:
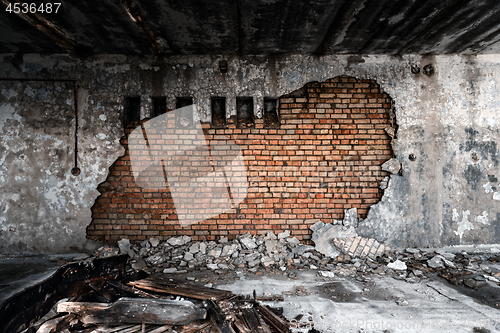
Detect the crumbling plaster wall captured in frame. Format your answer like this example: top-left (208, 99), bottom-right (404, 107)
top-left (0, 53), bottom-right (499, 254)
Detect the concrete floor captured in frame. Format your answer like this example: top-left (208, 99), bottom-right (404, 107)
top-left (217, 270), bottom-right (500, 333)
top-left (1, 251), bottom-right (500, 333)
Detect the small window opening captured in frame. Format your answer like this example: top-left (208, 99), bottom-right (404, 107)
top-left (151, 97), bottom-right (167, 118)
top-left (211, 97), bottom-right (226, 127)
top-left (236, 97), bottom-right (254, 128)
top-left (264, 98), bottom-right (279, 128)
top-left (124, 96), bottom-right (141, 128)
top-left (175, 97), bottom-right (193, 128)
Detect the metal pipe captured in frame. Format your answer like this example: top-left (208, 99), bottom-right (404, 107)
top-left (0, 78), bottom-right (80, 176)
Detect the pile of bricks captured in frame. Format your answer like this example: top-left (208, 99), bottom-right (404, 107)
top-left (88, 76), bottom-right (394, 243)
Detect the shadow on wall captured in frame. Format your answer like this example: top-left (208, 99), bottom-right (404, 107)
top-left (87, 75), bottom-right (396, 244)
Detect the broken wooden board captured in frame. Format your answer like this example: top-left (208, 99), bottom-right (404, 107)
top-left (256, 305), bottom-right (291, 333)
top-left (57, 297), bottom-right (206, 325)
top-left (127, 276), bottom-right (233, 301)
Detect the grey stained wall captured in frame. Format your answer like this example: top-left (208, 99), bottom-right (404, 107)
top-left (0, 54), bottom-right (499, 254)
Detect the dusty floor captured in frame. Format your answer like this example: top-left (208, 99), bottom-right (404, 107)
top-left (1, 249), bottom-right (500, 333)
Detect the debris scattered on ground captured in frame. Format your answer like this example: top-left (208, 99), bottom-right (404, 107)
top-left (22, 264), bottom-right (293, 333)
top-left (89, 227), bottom-right (500, 296)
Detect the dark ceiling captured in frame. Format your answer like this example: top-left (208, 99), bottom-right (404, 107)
top-left (1, 0), bottom-right (500, 56)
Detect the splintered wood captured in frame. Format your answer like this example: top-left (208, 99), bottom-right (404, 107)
top-left (27, 275), bottom-right (293, 333)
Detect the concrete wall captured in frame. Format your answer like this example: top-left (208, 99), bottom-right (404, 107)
top-left (0, 54), bottom-right (499, 253)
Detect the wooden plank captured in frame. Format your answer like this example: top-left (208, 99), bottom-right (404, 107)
top-left (128, 277), bottom-right (232, 301)
top-left (206, 301), bottom-right (233, 333)
top-left (106, 280), bottom-right (161, 299)
top-left (178, 319), bottom-right (212, 333)
top-left (232, 316), bottom-right (251, 333)
top-left (147, 325), bottom-right (173, 333)
top-left (255, 311), bottom-right (272, 333)
top-left (36, 315), bottom-right (69, 333)
top-left (256, 305), bottom-right (291, 333)
top-left (57, 297), bottom-right (206, 325)
top-left (241, 309), bottom-right (272, 333)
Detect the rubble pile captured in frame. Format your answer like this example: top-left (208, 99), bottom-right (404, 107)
top-left (92, 227), bottom-right (500, 292)
top-left (95, 230), bottom-right (335, 277)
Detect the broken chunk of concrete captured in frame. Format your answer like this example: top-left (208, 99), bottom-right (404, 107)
top-left (239, 236), bottom-right (257, 250)
top-left (318, 271), bottom-right (335, 278)
top-left (264, 232), bottom-right (277, 240)
top-left (117, 238), bottom-right (130, 255)
top-left (278, 230), bottom-right (290, 239)
top-left (168, 236), bottom-right (191, 246)
top-left (343, 208), bottom-right (358, 228)
top-left (396, 297), bottom-right (409, 306)
top-left (286, 237), bottom-right (300, 246)
top-left (199, 242), bottom-right (207, 254)
top-left (387, 260), bottom-right (407, 271)
top-left (311, 223), bottom-right (357, 258)
top-left (292, 245), bottom-right (314, 255)
top-left (207, 263), bottom-right (218, 270)
top-left (131, 258), bottom-right (147, 270)
top-left (149, 237), bottom-right (160, 247)
top-left (427, 255), bottom-right (444, 269)
top-left (381, 158), bottom-right (401, 174)
top-left (189, 242), bottom-right (200, 254)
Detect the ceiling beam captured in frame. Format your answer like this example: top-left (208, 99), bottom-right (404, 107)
top-left (0, 0), bottom-right (75, 52)
top-left (118, 0), bottom-right (164, 54)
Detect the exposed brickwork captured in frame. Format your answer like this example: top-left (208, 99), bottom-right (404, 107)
top-left (88, 76), bottom-right (394, 243)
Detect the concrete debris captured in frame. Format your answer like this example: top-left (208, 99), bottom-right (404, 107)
top-left (91, 232), bottom-right (500, 295)
top-left (167, 236), bottom-right (191, 246)
top-left (93, 245), bottom-right (119, 258)
top-left (427, 255), bottom-right (445, 268)
top-left (188, 242), bottom-right (200, 254)
top-left (319, 271), bottom-right (335, 278)
top-left (311, 223), bottom-right (357, 258)
top-left (277, 230), bottom-right (290, 239)
top-left (292, 245), bottom-right (314, 255)
top-left (149, 237), bottom-right (160, 247)
top-left (387, 259), bottom-right (407, 270)
top-left (264, 232), bottom-right (277, 240)
top-left (239, 235), bottom-right (257, 250)
top-left (310, 220), bottom-right (386, 260)
top-left (396, 297), bottom-right (409, 306)
top-left (130, 258), bottom-right (147, 270)
top-left (117, 238), bottom-right (130, 255)
top-left (381, 158), bottom-right (401, 174)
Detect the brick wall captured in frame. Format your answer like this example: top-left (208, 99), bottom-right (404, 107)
top-left (87, 76), bottom-right (394, 243)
